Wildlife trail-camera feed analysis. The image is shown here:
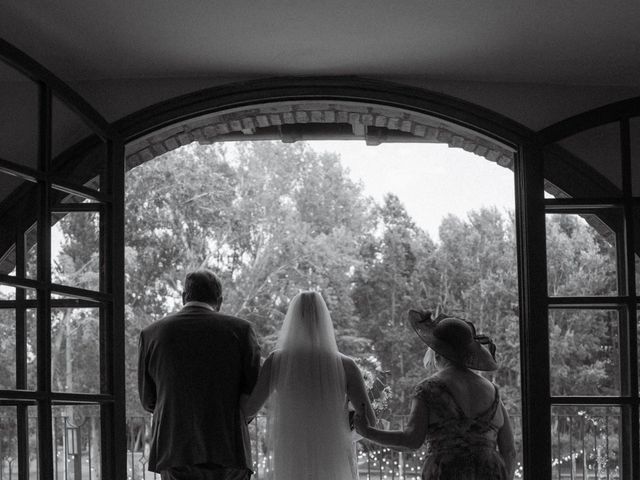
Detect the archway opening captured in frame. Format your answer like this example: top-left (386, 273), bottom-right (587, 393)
top-left (120, 101), bottom-right (523, 477)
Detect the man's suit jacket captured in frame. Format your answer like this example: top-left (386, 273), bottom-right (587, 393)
top-left (138, 304), bottom-right (261, 473)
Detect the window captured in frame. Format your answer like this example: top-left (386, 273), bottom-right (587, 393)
top-left (542, 117), bottom-right (640, 480)
top-left (0, 49), bottom-right (125, 479)
top-left (2, 39), bottom-right (639, 479)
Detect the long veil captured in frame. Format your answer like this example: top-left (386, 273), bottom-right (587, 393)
top-left (267, 291), bottom-right (354, 480)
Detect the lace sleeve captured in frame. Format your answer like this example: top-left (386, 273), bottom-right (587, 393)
top-left (412, 384), bottom-right (426, 401)
top-left (412, 379), bottom-right (436, 404)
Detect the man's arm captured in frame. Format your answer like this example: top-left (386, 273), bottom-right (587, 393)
top-left (137, 333), bottom-right (156, 413)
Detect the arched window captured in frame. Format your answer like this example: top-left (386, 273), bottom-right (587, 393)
top-left (1, 39), bottom-right (639, 479)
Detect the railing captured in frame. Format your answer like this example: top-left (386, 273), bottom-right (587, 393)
top-left (0, 414), bottom-right (621, 480)
top-left (550, 413), bottom-right (621, 480)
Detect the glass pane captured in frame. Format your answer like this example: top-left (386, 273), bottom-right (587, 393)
top-left (52, 405), bottom-right (101, 480)
top-left (0, 170), bottom-right (35, 215)
top-left (0, 406), bottom-right (18, 479)
top-left (0, 285), bottom-right (15, 300)
top-left (551, 405), bottom-right (621, 480)
top-left (546, 213), bottom-right (619, 296)
top-left (28, 406), bottom-right (38, 480)
top-left (0, 61), bottom-right (39, 169)
top-left (52, 96), bottom-right (93, 162)
top-left (631, 117), bottom-right (640, 195)
top-left (555, 122), bottom-right (622, 195)
top-left (53, 186), bottom-right (100, 206)
top-left (126, 416), bottom-right (153, 479)
top-left (0, 171), bottom-right (38, 278)
top-left (51, 211), bottom-right (101, 292)
top-left (51, 96), bottom-right (104, 193)
top-left (51, 307), bottom-right (100, 393)
top-left (51, 142), bottom-right (105, 195)
top-left (26, 308), bottom-right (37, 391)
top-left (0, 308), bottom-right (16, 389)
top-left (0, 290), bottom-right (37, 391)
top-left (549, 309), bottom-right (620, 396)
top-left (0, 406), bottom-right (38, 479)
top-left (24, 224), bottom-right (37, 281)
top-left (634, 208), bottom-right (640, 296)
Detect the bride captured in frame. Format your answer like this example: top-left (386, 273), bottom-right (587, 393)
top-left (243, 291), bottom-right (376, 480)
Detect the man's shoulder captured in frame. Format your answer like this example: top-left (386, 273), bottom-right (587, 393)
top-left (141, 309), bottom-right (254, 335)
top-left (178, 308), bottom-right (253, 329)
top-left (214, 312), bottom-right (255, 331)
top-left (139, 313), bottom-right (176, 336)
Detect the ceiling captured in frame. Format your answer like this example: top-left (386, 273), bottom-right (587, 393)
top-left (2, 0), bottom-right (640, 87)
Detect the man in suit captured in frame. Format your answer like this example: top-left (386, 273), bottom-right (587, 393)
top-left (138, 269), bottom-right (261, 480)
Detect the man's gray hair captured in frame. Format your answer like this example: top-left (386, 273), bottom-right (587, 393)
top-left (183, 269), bottom-right (222, 304)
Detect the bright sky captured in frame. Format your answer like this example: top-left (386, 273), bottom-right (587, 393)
top-left (2, 140), bottom-right (512, 295)
top-left (309, 141), bottom-right (515, 241)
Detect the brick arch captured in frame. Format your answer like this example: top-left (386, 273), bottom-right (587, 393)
top-left (125, 100), bottom-right (516, 171)
top-left (122, 97), bottom-right (625, 250)
top-left (1, 82), bottom-right (523, 276)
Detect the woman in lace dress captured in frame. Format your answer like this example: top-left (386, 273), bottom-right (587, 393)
top-left (354, 310), bottom-right (516, 480)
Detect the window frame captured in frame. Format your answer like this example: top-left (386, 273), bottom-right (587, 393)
top-left (2, 36), bottom-right (640, 479)
top-left (541, 113), bottom-right (640, 479)
top-left (0, 38), bottom-right (126, 480)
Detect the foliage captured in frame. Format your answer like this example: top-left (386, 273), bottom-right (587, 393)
top-left (0, 140), bottom-right (622, 446)
top-left (122, 142), bottom-right (374, 414)
top-left (351, 193), bottom-right (439, 410)
top-left (433, 208), bottom-right (521, 412)
top-left (546, 215), bottom-right (620, 397)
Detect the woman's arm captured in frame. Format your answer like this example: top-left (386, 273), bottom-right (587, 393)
top-left (497, 402), bottom-right (517, 479)
top-left (343, 356), bottom-right (376, 425)
top-left (242, 352), bottom-right (274, 420)
top-left (354, 397), bottom-right (428, 451)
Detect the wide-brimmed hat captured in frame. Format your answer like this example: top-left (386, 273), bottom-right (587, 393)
top-left (408, 309), bottom-right (498, 371)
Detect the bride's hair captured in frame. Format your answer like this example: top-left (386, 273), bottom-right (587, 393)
top-left (276, 291), bottom-right (338, 353)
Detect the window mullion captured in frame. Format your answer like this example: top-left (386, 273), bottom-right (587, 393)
top-left (36, 81), bottom-right (54, 480)
top-left (15, 221), bottom-right (30, 480)
top-left (100, 138), bottom-right (127, 480)
top-left (620, 118), bottom-right (639, 480)
top-left (516, 141), bottom-right (552, 479)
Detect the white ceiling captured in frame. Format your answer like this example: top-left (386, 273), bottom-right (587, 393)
top-left (2, 0), bottom-right (640, 86)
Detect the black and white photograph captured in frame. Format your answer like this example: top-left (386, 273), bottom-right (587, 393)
top-left (1, 2), bottom-right (640, 479)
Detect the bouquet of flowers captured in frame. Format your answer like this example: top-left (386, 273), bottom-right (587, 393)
top-left (350, 355), bottom-right (392, 436)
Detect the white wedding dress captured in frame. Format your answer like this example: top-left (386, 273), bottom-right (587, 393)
top-left (266, 292), bottom-right (357, 480)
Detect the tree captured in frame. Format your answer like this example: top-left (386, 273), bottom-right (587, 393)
top-left (36, 140), bottom-right (619, 442)
top-left (423, 207), bottom-right (521, 413)
top-left (50, 211), bottom-right (101, 395)
top-left (226, 142), bottom-right (375, 353)
top-left (123, 141), bottom-right (375, 413)
top-left (546, 214), bottom-right (619, 396)
top-left (0, 307), bottom-right (16, 389)
top-left (352, 193), bottom-right (439, 413)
